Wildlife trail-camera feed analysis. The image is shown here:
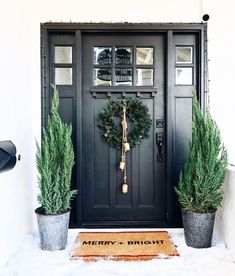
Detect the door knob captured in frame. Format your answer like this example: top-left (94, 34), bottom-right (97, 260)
top-left (156, 133), bottom-right (163, 162)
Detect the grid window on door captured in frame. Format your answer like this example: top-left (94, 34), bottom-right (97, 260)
top-left (136, 47), bottom-right (154, 86)
top-left (54, 46), bottom-right (73, 85)
top-left (93, 46), bottom-right (154, 86)
top-left (115, 47), bottom-right (133, 86)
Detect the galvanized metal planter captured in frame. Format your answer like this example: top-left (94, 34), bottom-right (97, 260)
top-left (182, 210), bottom-right (215, 248)
top-left (35, 207), bottom-right (70, 251)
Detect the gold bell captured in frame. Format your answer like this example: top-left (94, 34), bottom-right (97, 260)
top-left (119, 156), bottom-right (126, 171)
top-left (124, 142), bottom-right (130, 152)
top-left (122, 121), bottom-right (128, 129)
top-left (122, 182), bottom-right (128, 194)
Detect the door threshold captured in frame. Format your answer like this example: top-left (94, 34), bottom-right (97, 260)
top-left (68, 227), bottom-right (184, 232)
top-left (76, 221), bottom-right (168, 229)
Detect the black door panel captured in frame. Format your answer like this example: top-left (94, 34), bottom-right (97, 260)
top-left (82, 34), bottom-right (166, 226)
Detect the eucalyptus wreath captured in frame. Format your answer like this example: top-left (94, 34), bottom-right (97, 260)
top-left (97, 98), bottom-right (152, 149)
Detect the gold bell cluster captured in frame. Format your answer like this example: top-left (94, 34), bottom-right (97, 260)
top-left (119, 104), bottom-right (130, 194)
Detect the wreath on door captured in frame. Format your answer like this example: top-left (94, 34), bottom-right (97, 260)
top-left (97, 98), bottom-right (152, 194)
top-left (97, 98), bottom-right (152, 149)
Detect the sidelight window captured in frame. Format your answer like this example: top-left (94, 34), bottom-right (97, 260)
top-left (176, 46), bottom-right (192, 64)
top-left (55, 46), bottom-right (72, 64)
top-left (175, 46), bottom-right (194, 85)
top-left (54, 46), bottom-right (73, 85)
top-left (55, 68), bottom-right (72, 85)
top-left (175, 67), bottom-right (193, 85)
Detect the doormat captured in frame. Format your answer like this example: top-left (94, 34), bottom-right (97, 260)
top-left (70, 231), bottom-right (179, 261)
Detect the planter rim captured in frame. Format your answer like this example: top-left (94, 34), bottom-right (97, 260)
top-left (182, 209), bottom-right (216, 215)
top-left (35, 207), bottom-right (70, 216)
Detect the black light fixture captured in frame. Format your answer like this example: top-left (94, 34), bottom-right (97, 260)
top-left (97, 48), bottom-right (112, 65)
top-left (115, 68), bottom-right (132, 83)
top-left (115, 48), bottom-right (131, 65)
top-left (0, 141), bottom-right (17, 173)
top-left (97, 68), bottom-right (112, 81)
top-left (97, 48), bottom-right (132, 83)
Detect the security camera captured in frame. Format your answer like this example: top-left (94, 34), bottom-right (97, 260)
top-left (202, 14), bottom-right (210, 21)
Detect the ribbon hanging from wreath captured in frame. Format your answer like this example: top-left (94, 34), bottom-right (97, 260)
top-left (97, 98), bottom-right (152, 194)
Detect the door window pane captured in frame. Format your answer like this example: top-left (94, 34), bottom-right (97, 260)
top-left (115, 47), bottom-right (132, 65)
top-left (94, 47), bottom-right (112, 65)
top-left (115, 68), bottom-right (132, 86)
top-left (175, 67), bottom-right (193, 85)
top-left (55, 46), bottom-right (72, 64)
top-left (136, 69), bottom-right (153, 86)
top-left (55, 68), bottom-right (72, 85)
top-left (176, 46), bottom-right (193, 63)
top-left (136, 48), bottom-right (153, 65)
top-left (94, 68), bottom-right (111, 86)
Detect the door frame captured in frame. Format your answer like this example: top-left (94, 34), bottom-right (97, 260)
top-left (41, 23), bottom-right (207, 228)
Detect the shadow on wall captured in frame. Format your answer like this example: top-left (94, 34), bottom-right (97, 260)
top-left (215, 165), bottom-right (235, 260)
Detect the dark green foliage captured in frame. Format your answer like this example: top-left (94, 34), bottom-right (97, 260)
top-left (175, 92), bottom-right (228, 213)
top-left (97, 98), bottom-right (152, 148)
top-left (36, 85), bottom-right (77, 215)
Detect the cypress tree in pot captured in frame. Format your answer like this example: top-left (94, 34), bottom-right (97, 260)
top-left (35, 85), bottom-right (77, 250)
top-left (175, 92), bottom-right (227, 248)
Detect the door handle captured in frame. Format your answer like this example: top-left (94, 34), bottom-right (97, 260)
top-left (156, 133), bottom-right (163, 162)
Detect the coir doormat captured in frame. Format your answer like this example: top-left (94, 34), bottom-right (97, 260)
top-left (70, 231), bottom-right (179, 261)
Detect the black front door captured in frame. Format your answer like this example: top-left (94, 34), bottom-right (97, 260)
top-left (45, 24), bottom-right (204, 228)
top-left (82, 33), bottom-right (166, 227)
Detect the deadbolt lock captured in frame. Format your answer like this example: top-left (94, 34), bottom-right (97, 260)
top-left (156, 119), bottom-right (164, 128)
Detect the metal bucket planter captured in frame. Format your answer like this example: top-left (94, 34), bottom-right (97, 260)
top-left (182, 210), bottom-right (215, 248)
top-left (35, 207), bottom-right (70, 251)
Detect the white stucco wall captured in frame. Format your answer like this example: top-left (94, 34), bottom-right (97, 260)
top-left (0, 0), bottom-right (235, 266)
top-left (204, 1), bottom-right (235, 260)
top-left (0, 1), bottom-right (37, 266)
top-left (203, 0), bottom-right (235, 165)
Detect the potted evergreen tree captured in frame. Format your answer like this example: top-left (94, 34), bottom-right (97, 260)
top-left (175, 92), bottom-right (228, 248)
top-left (35, 85), bottom-right (77, 251)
